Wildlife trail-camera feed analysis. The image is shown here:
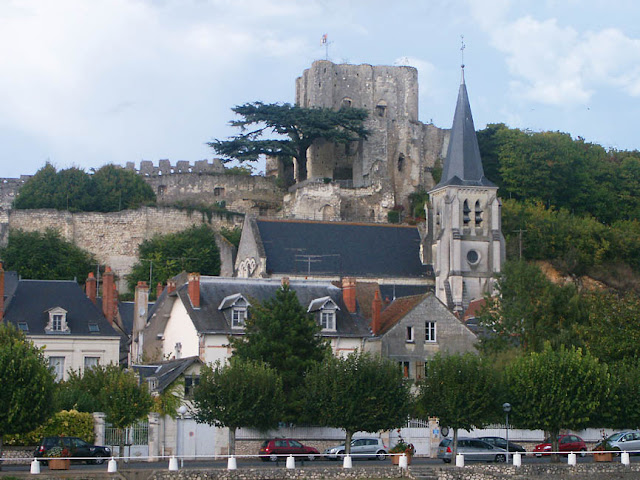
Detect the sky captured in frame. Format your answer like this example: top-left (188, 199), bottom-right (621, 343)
top-left (1, 0), bottom-right (640, 178)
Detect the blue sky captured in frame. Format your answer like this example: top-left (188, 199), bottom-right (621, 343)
top-left (1, 0), bottom-right (640, 178)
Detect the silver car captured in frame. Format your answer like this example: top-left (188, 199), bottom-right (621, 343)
top-left (324, 437), bottom-right (387, 460)
top-left (438, 437), bottom-right (507, 463)
top-left (604, 431), bottom-right (640, 453)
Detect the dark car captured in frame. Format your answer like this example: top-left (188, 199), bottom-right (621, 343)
top-left (533, 434), bottom-right (587, 457)
top-left (479, 436), bottom-right (526, 453)
top-left (34, 437), bottom-right (111, 464)
top-left (259, 438), bottom-right (320, 461)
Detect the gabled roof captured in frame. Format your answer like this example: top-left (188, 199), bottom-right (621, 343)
top-left (218, 293), bottom-right (250, 310)
top-left (4, 279), bottom-right (119, 337)
top-left (255, 218), bottom-right (428, 278)
top-left (169, 277), bottom-right (370, 338)
top-left (434, 73), bottom-right (495, 189)
top-left (307, 296), bottom-right (339, 312)
top-left (133, 356), bottom-right (201, 393)
top-left (377, 294), bottom-right (426, 335)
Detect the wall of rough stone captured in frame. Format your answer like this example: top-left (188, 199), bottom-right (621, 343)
top-left (3, 207), bottom-right (243, 291)
top-left (0, 176), bottom-right (29, 210)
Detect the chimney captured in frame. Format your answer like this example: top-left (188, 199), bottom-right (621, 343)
top-left (371, 289), bottom-right (382, 335)
top-left (0, 263), bottom-right (4, 322)
top-left (102, 266), bottom-right (115, 325)
top-left (281, 276), bottom-right (290, 288)
top-left (341, 277), bottom-right (357, 313)
top-left (86, 272), bottom-right (97, 304)
top-left (167, 279), bottom-right (177, 294)
top-left (156, 282), bottom-right (163, 299)
top-left (188, 273), bottom-right (200, 308)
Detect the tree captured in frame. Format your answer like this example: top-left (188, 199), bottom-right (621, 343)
top-left (0, 323), bottom-right (55, 468)
top-left (1, 229), bottom-right (96, 281)
top-left (415, 353), bottom-right (499, 458)
top-left (230, 283), bottom-right (330, 421)
top-left (127, 225), bottom-right (221, 296)
top-left (209, 102), bottom-right (369, 181)
top-left (91, 164), bottom-right (156, 212)
top-left (193, 359), bottom-right (284, 455)
top-left (505, 343), bottom-right (609, 461)
top-left (304, 351), bottom-right (411, 455)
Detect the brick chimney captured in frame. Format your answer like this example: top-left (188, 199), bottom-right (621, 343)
top-left (281, 276), bottom-right (290, 288)
top-left (188, 273), bottom-right (200, 308)
top-left (156, 282), bottom-right (163, 299)
top-left (167, 279), bottom-right (177, 294)
top-left (341, 277), bottom-right (357, 313)
top-left (102, 266), bottom-right (115, 325)
top-left (0, 263), bottom-right (4, 322)
top-left (371, 289), bottom-right (382, 335)
top-left (86, 272), bottom-right (97, 304)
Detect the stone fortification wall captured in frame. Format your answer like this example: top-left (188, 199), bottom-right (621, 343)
top-left (5, 207), bottom-right (243, 291)
top-left (0, 176), bottom-right (29, 211)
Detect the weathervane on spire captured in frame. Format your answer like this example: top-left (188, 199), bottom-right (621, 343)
top-left (460, 35), bottom-right (466, 83)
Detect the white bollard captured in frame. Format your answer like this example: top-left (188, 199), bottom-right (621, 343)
top-left (30, 459), bottom-right (41, 474)
top-left (513, 452), bottom-right (522, 467)
top-left (455, 453), bottom-right (464, 467)
top-left (342, 455), bottom-right (352, 469)
top-left (227, 456), bottom-right (237, 470)
top-left (286, 455), bottom-right (295, 469)
top-left (168, 456), bottom-right (179, 471)
top-left (567, 452), bottom-right (577, 465)
top-left (621, 451), bottom-right (630, 465)
top-left (398, 453), bottom-right (408, 470)
top-left (107, 457), bottom-right (117, 473)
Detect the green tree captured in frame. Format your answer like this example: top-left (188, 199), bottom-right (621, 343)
top-left (127, 225), bottom-right (221, 296)
top-left (210, 102), bottom-right (369, 181)
top-left (0, 324), bottom-right (55, 467)
top-left (505, 344), bottom-right (609, 461)
top-left (304, 351), bottom-right (411, 455)
top-left (415, 353), bottom-right (499, 458)
top-left (13, 163), bottom-right (60, 210)
top-left (230, 283), bottom-right (330, 421)
top-left (91, 164), bottom-right (156, 212)
top-left (597, 359), bottom-right (640, 430)
top-left (193, 359), bottom-right (284, 455)
top-left (1, 229), bottom-right (96, 281)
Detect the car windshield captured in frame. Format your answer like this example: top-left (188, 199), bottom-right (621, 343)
top-left (439, 438), bottom-right (451, 447)
top-left (608, 433), bottom-right (624, 442)
top-left (261, 441), bottom-right (269, 447)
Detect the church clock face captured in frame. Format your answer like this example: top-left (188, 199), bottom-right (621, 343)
top-left (466, 249), bottom-right (480, 265)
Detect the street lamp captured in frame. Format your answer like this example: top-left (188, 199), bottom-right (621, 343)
top-left (502, 403), bottom-right (511, 463)
top-left (177, 405), bottom-right (188, 467)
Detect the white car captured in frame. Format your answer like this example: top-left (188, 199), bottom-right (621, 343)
top-left (324, 438), bottom-right (387, 460)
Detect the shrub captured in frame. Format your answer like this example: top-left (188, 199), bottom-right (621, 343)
top-left (3, 410), bottom-right (95, 446)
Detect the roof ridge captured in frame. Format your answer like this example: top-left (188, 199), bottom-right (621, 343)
top-left (257, 217), bottom-right (418, 229)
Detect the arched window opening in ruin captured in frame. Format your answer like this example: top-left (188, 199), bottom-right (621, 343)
top-left (341, 97), bottom-right (353, 108)
top-left (157, 185), bottom-right (166, 197)
top-left (397, 154), bottom-right (405, 172)
top-left (475, 200), bottom-right (483, 226)
top-left (463, 200), bottom-right (471, 226)
top-left (376, 100), bottom-right (387, 118)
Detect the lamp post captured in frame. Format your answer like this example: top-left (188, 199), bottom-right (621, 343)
top-left (503, 403), bottom-right (511, 463)
top-left (177, 405), bottom-right (188, 468)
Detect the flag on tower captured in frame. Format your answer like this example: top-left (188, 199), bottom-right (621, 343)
top-left (321, 33), bottom-right (328, 45)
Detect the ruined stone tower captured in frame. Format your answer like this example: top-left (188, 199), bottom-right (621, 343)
top-left (428, 69), bottom-right (505, 312)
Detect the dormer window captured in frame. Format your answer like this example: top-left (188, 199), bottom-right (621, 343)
top-left (308, 296), bottom-right (340, 332)
top-left (218, 293), bottom-right (251, 329)
top-left (45, 307), bottom-right (69, 334)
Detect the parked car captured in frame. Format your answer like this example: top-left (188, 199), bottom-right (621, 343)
top-left (479, 436), bottom-right (526, 453)
top-left (533, 434), bottom-right (587, 456)
top-left (596, 431), bottom-right (640, 453)
top-left (324, 437), bottom-right (387, 460)
top-left (259, 438), bottom-right (320, 461)
top-left (34, 436), bottom-right (111, 464)
top-left (437, 437), bottom-right (507, 463)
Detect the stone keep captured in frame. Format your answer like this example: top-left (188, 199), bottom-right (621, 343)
top-left (428, 71), bottom-right (505, 312)
top-left (286, 60), bottom-right (447, 208)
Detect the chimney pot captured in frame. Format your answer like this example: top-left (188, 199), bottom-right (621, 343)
top-left (86, 271), bottom-right (97, 304)
top-left (188, 273), bottom-right (201, 308)
top-left (371, 289), bottom-right (382, 335)
top-left (102, 266), bottom-right (115, 325)
top-left (341, 277), bottom-right (357, 313)
top-left (156, 282), bottom-right (163, 298)
top-left (281, 276), bottom-right (290, 287)
top-left (168, 280), bottom-right (176, 294)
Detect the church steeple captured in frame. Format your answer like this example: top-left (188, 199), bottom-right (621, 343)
top-left (436, 70), bottom-right (494, 188)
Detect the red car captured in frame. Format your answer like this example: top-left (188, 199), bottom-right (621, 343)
top-left (259, 438), bottom-right (320, 461)
top-left (533, 434), bottom-right (587, 456)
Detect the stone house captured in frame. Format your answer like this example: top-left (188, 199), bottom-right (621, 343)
top-left (0, 267), bottom-right (121, 381)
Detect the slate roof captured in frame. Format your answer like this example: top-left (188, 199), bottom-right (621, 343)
top-left (4, 279), bottom-right (119, 337)
top-left (434, 73), bottom-right (496, 189)
top-left (133, 356), bottom-right (201, 393)
top-left (255, 219), bottom-right (428, 278)
top-left (174, 277), bottom-right (371, 338)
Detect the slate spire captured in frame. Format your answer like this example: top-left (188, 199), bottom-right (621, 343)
top-left (436, 69), bottom-right (495, 188)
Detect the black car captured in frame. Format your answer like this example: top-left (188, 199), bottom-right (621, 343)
top-left (34, 436), bottom-right (111, 464)
top-left (479, 436), bottom-right (526, 453)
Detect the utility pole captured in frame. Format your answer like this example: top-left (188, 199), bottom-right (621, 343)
top-left (512, 229), bottom-right (527, 260)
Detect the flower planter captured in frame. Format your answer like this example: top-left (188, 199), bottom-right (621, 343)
top-left (391, 454), bottom-right (412, 465)
top-left (48, 458), bottom-right (71, 470)
top-left (594, 452), bottom-right (613, 462)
